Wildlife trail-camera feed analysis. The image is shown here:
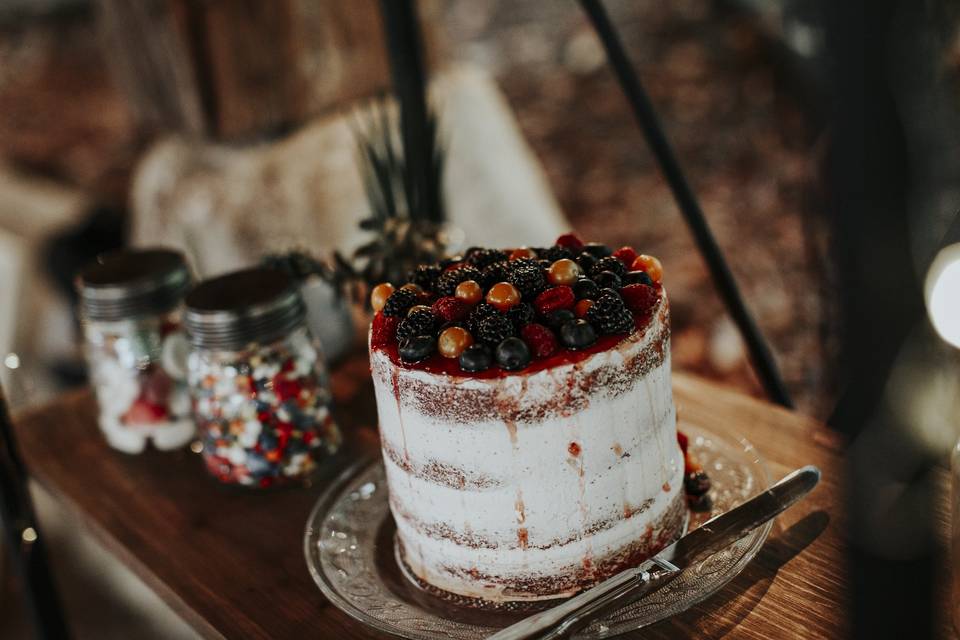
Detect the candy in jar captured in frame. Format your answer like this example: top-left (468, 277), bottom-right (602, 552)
top-left (77, 248), bottom-right (195, 453)
top-left (183, 268), bottom-right (341, 488)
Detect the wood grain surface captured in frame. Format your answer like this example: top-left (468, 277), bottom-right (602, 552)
top-left (13, 358), bottom-right (847, 639)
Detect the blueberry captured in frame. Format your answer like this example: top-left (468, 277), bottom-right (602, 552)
top-left (495, 337), bottom-right (531, 371)
top-left (399, 335), bottom-right (436, 363)
top-left (624, 270), bottom-right (654, 286)
top-left (576, 252), bottom-right (598, 272)
top-left (573, 278), bottom-right (600, 300)
top-left (459, 344), bottom-right (493, 372)
top-left (582, 242), bottom-right (612, 258)
top-left (593, 270), bottom-right (622, 289)
top-left (560, 319), bottom-right (598, 350)
top-left (545, 308), bottom-right (576, 331)
top-left (684, 470), bottom-right (711, 497)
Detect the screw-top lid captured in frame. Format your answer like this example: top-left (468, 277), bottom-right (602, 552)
top-left (183, 268), bottom-right (306, 350)
top-left (77, 248), bottom-right (192, 321)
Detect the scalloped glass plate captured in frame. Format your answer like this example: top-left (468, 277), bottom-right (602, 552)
top-left (304, 425), bottom-right (769, 639)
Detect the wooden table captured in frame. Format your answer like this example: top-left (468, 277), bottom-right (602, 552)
top-left (14, 359), bottom-right (847, 639)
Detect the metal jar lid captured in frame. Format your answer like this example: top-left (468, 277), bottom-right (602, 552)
top-left (77, 248), bottom-right (192, 321)
top-left (183, 268), bottom-right (306, 351)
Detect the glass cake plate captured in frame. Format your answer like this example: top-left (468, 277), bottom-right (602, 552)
top-left (304, 425), bottom-right (770, 639)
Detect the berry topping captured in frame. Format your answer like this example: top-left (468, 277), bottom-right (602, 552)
top-left (509, 263), bottom-right (547, 300)
top-left (623, 270), bottom-right (654, 286)
top-left (435, 266), bottom-right (483, 296)
top-left (370, 283), bottom-right (395, 313)
top-left (593, 270), bottom-right (622, 289)
top-left (495, 337), bottom-right (531, 371)
top-left (459, 344), bottom-right (493, 372)
top-left (408, 264), bottom-right (443, 291)
top-left (620, 283), bottom-right (660, 315)
top-left (631, 254), bottom-right (663, 283)
top-left (454, 280), bottom-right (483, 305)
top-left (612, 246), bottom-right (638, 266)
top-left (476, 312), bottom-right (515, 347)
top-left (573, 278), bottom-right (600, 300)
top-left (396, 309), bottom-right (438, 343)
top-left (399, 335), bottom-right (436, 363)
top-left (534, 285), bottom-right (575, 316)
top-left (590, 255), bottom-right (627, 278)
top-left (371, 312), bottom-right (401, 348)
top-left (465, 248), bottom-right (509, 270)
top-left (587, 291), bottom-right (634, 334)
top-left (438, 326), bottom-right (474, 359)
top-left (509, 247), bottom-right (537, 260)
top-left (582, 242), bottom-right (613, 258)
top-left (431, 296), bottom-right (471, 323)
top-left (560, 318), bottom-right (598, 349)
top-left (486, 282), bottom-right (522, 312)
top-left (506, 302), bottom-right (536, 329)
top-left (575, 298), bottom-right (594, 318)
top-left (547, 258), bottom-right (581, 286)
top-left (544, 308), bottom-right (576, 331)
top-left (521, 323), bottom-right (558, 358)
top-left (684, 470), bottom-right (711, 497)
top-left (555, 233), bottom-right (584, 249)
top-left (383, 288), bottom-right (418, 317)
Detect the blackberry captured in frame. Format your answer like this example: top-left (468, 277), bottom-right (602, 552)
top-left (465, 248), bottom-right (509, 270)
top-left (467, 302), bottom-right (499, 334)
top-left (506, 302), bottom-right (535, 330)
top-left (587, 292), bottom-right (634, 334)
top-left (480, 260), bottom-right (512, 287)
top-left (396, 309), bottom-right (438, 343)
top-left (539, 245), bottom-right (574, 263)
top-left (408, 264), bottom-right (443, 292)
top-left (383, 288), bottom-right (418, 317)
top-left (435, 266), bottom-right (483, 296)
top-left (590, 256), bottom-right (627, 279)
top-left (509, 264), bottom-right (547, 300)
top-left (476, 313), bottom-right (515, 347)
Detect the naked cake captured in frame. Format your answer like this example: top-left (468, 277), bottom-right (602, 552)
top-left (368, 234), bottom-right (700, 602)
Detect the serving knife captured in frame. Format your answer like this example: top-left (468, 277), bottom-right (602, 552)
top-left (488, 464), bottom-right (821, 640)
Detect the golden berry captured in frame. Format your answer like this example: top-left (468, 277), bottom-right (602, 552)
top-left (438, 326), bottom-right (474, 358)
top-left (455, 280), bottom-right (483, 305)
top-left (370, 283), bottom-right (395, 312)
top-left (548, 259), bottom-right (581, 286)
top-left (509, 247), bottom-right (537, 261)
top-left (486, 282), bottom-right (521, 311)
top-left (408, 304), bottom-right (432, 316)
top-left (631, 255), bottom-right (663, 283)
top-left (575, 299), bottom-right (594, 318)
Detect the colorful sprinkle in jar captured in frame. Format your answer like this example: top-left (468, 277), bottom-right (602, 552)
top-left (77, 248), bottom-right (195, 454)
top-left (183, 268), bottom-right (341, 488)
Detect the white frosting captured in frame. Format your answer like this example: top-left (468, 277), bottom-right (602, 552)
top-left (371, 298), bottom-right (683, 600)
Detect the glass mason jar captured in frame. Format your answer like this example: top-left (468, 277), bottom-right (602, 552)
top-left (77, 248), bottom-right (195, 453)
top-left (184, 268), bottom-right (341, 488)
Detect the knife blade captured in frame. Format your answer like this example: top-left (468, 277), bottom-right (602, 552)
top-left (487, 464), bottom-right (821, 640)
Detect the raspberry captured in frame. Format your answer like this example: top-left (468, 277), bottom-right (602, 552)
top-left (590, 255), bottom-right (627, 279)
top-left (435, 266), bottom-right (482, 296)
top-left (476, 313), bottom-right (515, 347)
top-left (431, 296), bottom-right (471, 323)
top-left (506, 302), bottom-right (535, 329)
top-left (467, 302), bottom-right (499, 334)
top-left (509, 264), bottom-right (547, 300)
top-left (465, 248), bottom-right (509, 270)
top-left (521, 323), bottom-right (558, 359)
top-left (382, 288), bottom-right (418, 317)
top-left (396, 309), bottom-right (438, 343)
top-left (620, 284), bottom-right (660, 315)
top-left (370, 312), bottom-right (401, 348)
top-left (534, 286), bottom-right (575, 316)
top-left (555, 233), bottom-right (584, 249)
top-left (408, 264), bottom-right (443, 292)
top-left (612, 246), bottom-right (638, 266)
top-left (586, 291), bottom-right (634, 334)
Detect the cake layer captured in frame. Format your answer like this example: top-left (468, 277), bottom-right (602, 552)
top-left (371, 296), bottom-right (684, 600)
